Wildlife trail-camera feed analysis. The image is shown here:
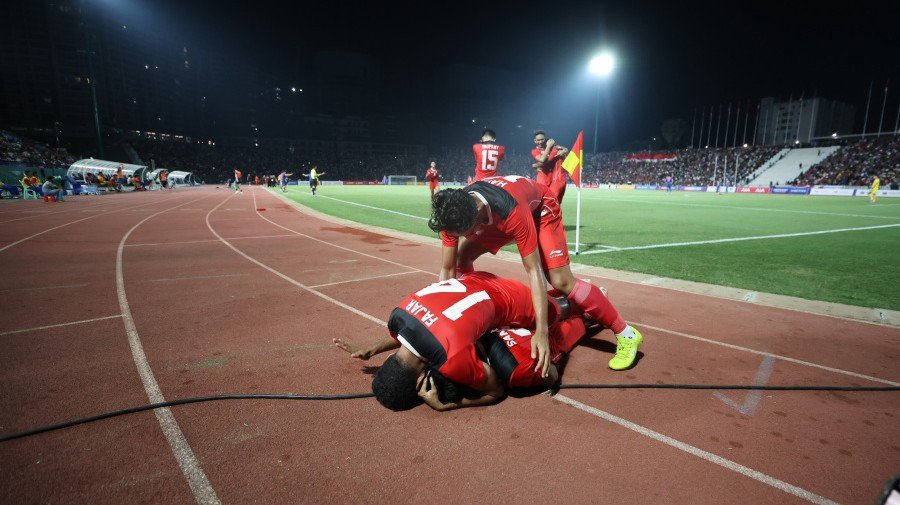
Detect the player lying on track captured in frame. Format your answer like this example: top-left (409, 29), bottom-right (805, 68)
top-left (334, 271), bottom-right (618, 411)
top-left (429, 175), bottom-right (643, 378)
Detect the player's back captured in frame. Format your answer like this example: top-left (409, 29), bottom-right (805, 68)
top-left (465, 176), bottom-right (547, 218)
top-left (473, 142), bottom-right (505, 181)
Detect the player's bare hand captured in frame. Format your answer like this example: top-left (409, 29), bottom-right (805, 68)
top-left (417, 374), bottom-right (445, 410)
top-left (546, 138), bottom-right (556, 148)
top-left (333, 338), bottom-right (372, 360)
top-left (531, 328), bottom-right (551, 378)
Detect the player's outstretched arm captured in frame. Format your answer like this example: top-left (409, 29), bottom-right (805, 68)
top-left (417, 364), bottom-right (504, 411)
top-left (522, 250), bottom-right (550, 377)
top-left (438, 244), bottom-right (458, 281)
top-left (333, 337), bottom-right (399, 360)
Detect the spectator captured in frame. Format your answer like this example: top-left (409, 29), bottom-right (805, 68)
top-left (41, 176), bottom-right (65, 202)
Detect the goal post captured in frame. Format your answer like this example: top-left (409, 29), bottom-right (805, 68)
top-left (387, 175), bottom-right (417, 185)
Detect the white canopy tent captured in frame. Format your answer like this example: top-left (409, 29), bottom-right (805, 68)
top-left (68, 159), bottom-right (147, 181)
top-left (167, 170), bottom-right (196, 186)
top-left (145, 168), bottom-right (168, 182)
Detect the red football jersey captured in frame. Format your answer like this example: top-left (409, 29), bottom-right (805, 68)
top-left (473, 142), bottom-right (506, 181)
top-left (426, 167), bottom-right (439, 182)
top-left (440, 176), bottom-right (549, 259)
top-left (387, 272), bottom-right (536, 387)
top-left (531, 146), bottom-right (563, 174)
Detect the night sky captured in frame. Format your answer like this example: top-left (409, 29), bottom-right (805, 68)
top-left (110, 0), bottom-right (898, 149)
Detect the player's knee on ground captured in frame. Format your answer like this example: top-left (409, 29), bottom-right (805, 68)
top-left (372, 354), bottom-right (424, 411)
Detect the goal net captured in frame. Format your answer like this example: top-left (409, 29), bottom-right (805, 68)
top-left (387, 175), bottom-right (417, 185)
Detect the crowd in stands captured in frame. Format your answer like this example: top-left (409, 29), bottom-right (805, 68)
top-left (790, 137), bottom-right (899, 187)
top-left (3, 129), bottom-right (897, 192)
top-left (1, 131), bottom-right (76, 169)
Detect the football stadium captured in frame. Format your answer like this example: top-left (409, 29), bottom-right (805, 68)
top-left (1, 1), bottom-right (898, 504)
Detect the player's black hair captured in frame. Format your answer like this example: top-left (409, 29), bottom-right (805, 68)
top-left (428, 188), bottom-right (477, 234)
top-left (533, 130), bottom-right (546, 138)
top-left (482, 128), bottom-right (496, 139)
top-left (371, 354), bottom-right (424, 411)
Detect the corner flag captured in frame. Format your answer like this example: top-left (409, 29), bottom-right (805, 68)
top-left (561, 130), bottom-right (583, 187)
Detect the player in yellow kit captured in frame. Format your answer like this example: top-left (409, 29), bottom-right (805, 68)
top-left (869, 175), bottom-right (880, 203)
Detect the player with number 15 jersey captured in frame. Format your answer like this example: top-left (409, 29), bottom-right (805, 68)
top-left (472, 129), bottom-right (506, 181)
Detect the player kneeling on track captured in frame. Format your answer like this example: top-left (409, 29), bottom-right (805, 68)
top-left (334, 272), bottom-right (621, 411)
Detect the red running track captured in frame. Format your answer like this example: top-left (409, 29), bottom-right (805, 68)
top-left (0, 187), bottom-right (897, 504)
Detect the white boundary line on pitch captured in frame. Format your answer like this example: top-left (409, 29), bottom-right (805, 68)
top-left (214, 190), bottom-right (841, 505)
top-left (252, 188), bottom-right (435, 276)
top-left (117, 192), bottom-right (220, 505)
top-left (552, 394), bottom-right (838, 505)
top-left (631, 321), bottom-right (899, 386)
top-left (0, 194), bottom-right (184, 253)
top-left (577, 223), bottom-right (900, 255)
top-left (310, 193), bottom-right (429, 221)
top-left (308, 270), bottom-right (420, 289)
top-left (0, 315), bottom-right (123, 336)
top-left (125, 234), bottom-right (298, 247)
top-left (578, 193), bottom-right (900, 221)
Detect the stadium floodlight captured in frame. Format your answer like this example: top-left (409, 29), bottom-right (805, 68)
top-left (743, 143), bottom-right (748, 148)
top-left (589, 53), bottom-right (615, 77)
top-left (291, 87), bottom-right (297, 92)
top-left (832, 132), bottom-right (838, 138)
top-left (589, 51), bottom-right (616, 153)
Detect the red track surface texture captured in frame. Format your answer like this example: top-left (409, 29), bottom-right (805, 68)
top-left (1, 187), bottom-right (898, 505)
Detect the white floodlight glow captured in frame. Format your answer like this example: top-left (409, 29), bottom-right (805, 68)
top-left (589, 53), bottom-right (615, 77)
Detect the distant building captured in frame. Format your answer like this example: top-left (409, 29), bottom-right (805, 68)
top-left (755, 97), bottom-right (855, 145)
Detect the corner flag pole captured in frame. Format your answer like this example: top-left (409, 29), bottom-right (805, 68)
top-left (561, 131), bottom-right (585, 255)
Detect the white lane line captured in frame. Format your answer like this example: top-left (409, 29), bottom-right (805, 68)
top-left (0, 194), bottom-right (184, 253)
top-left (0, 315), bottom-right (123, 336)
top-left (580, 194), bottom-right (900, 221)
top-left (0, 197), bottom-right (126, 224)
top-left (205, 196), bottom-right (386, 327)
top-left (117, 193), bottom-right (220, 505)
top-left (224, 190), bottom-right (853, 503)
top-left (551, 394), bottom-right (838, 505)
top-left (0, 283), bottom-right (89, 293)
top-left (252, 188), bottom-right (434, 276)
top-left (640, 277), bottom-right (667, 286)
top-left (578, 223), bottom-right (900, 255)
top-left (632, 321), bottom-right (899, 386)
top-left (149, 273), bottom-right (250, 283)
top-left (310, 193), bottom-right (429, 221)
top-left (308, 270), bottom-right (420, 289)
top-left (125, 234), bottom-right (298, 247)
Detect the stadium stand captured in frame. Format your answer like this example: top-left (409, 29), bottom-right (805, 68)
top-left (790, 137), bottom-right (899, 188)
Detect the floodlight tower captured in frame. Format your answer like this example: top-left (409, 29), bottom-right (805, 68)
top-left (589, 52), bottom-right (615, 153)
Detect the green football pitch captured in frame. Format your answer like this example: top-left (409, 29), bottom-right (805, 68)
top-left (276, 184), bottom-right (900, 311)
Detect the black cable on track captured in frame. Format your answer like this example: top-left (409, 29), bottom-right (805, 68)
top-left (2, 384), bottom-right (896, 443)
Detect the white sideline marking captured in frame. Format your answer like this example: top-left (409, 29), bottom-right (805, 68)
top-left (309, 270), bottom-right (420, 289)
top-left (126, 234), bottom-right (297, 247)
top-left (551, 394), bottom-right (838, 505)
top-left (0, 195), bottom-right (183, 253)
top-left (0, 315), bottom-right (122, 336)
top-left (640, 277), bottom-right (667, 286)
top-left (578, 223), bottom-right (900, 255)
top-left (117, 193), bottom-right (220, 505)
top-left (150, 273), bottom-right (249, 283)
top-left (632, 321), bottom-right (899, 386)
top-left (205, 196), bottom-right (386, 327)
top-left (580, 194), bottom-right (900, 221)
top-left (251, 188), bottom-right (434, 276)
top-left (314, 194), bottom-right (429, 221)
